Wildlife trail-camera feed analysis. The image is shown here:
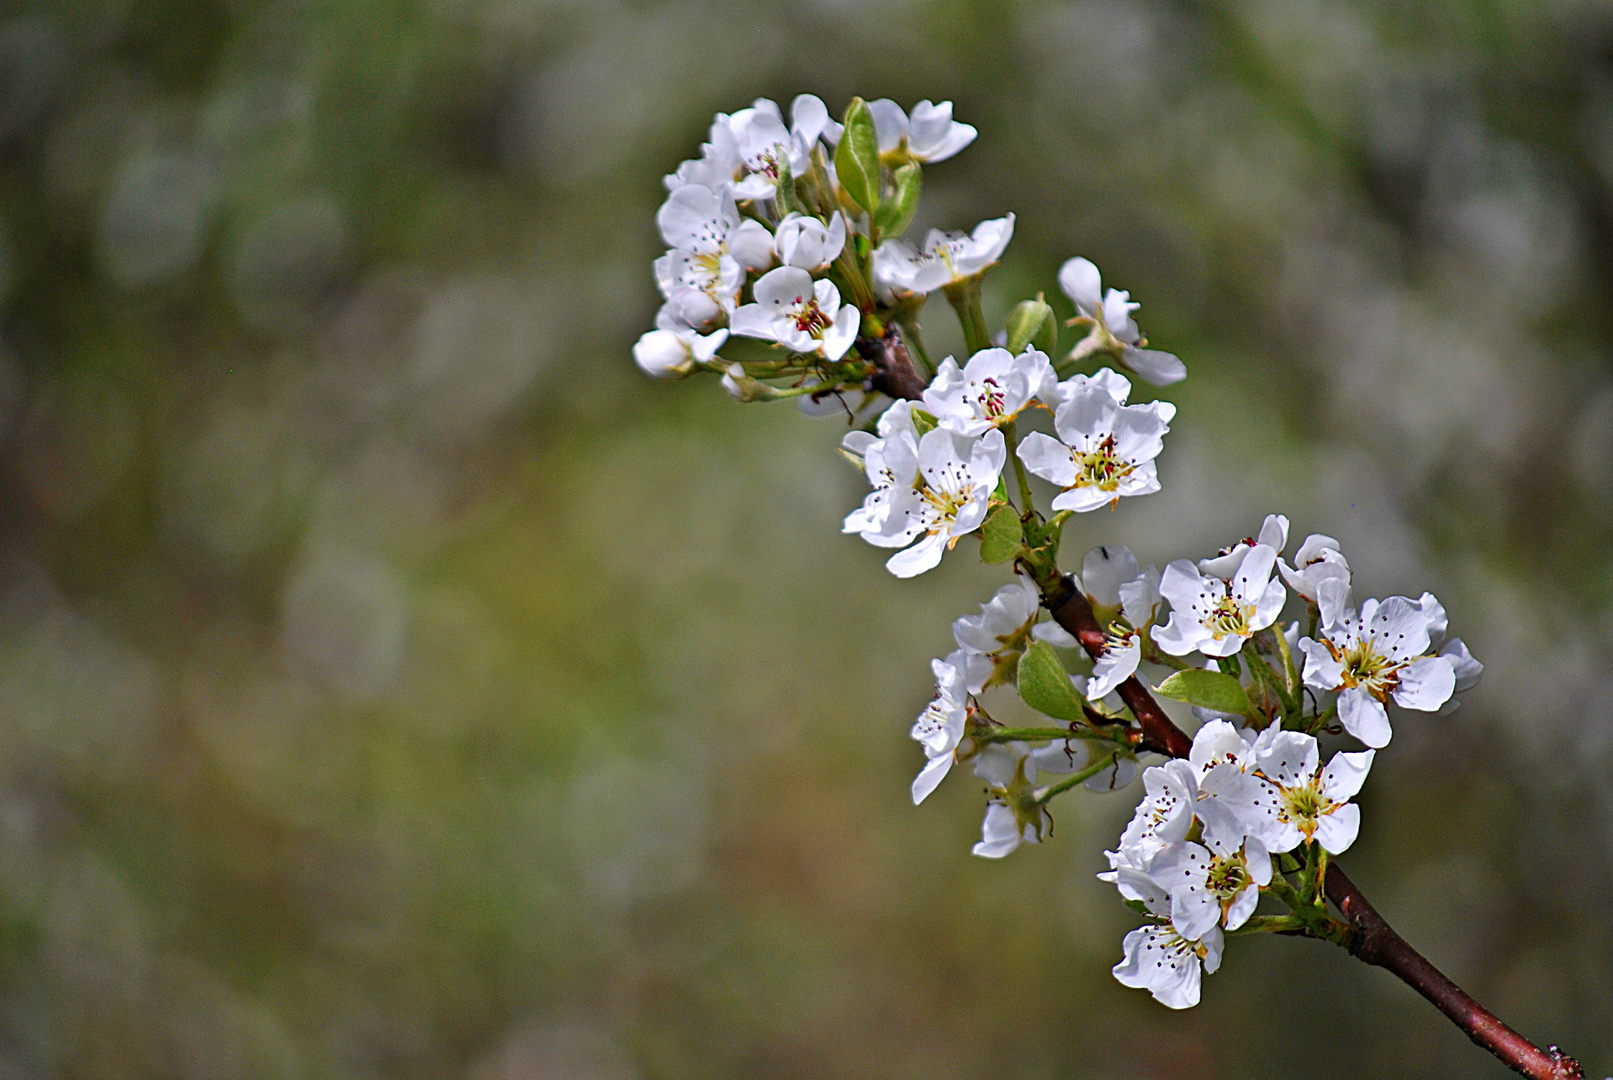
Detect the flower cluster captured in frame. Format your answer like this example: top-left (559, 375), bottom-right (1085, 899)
top-left (634, 95), bottom-right (1486, 1018)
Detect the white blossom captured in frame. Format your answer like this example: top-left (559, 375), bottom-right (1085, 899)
top-left (841, 401), bottom-right (920, 542)
top-left (866, 98), bottom-right (977, 163)
top-left (1111, 863), bottom-right (1224, 1010)
top-left (653, 184), bottom-right (745, 328)
top-left (1152, 544), bottom-right (1286, 658)
top-left (1198, 515), bottom-right (1289, 581)
top-left (665, 96), bottom-right (838, 201)
top-left (922, 346), bottom-right (1055, 436)
top-left (952, 574), bottom-right (1077, 693)
top-left (632, 326), bottom-right (727, 379)
top-left (1058, 256), bottom-right (1186, 386)
top-left (775, 212), bottom-right (846, 270)
top-left (730, 267), bottom-right (860, 360)
top-left (1016, 370), bottom-right (1174, 514)
top-left (1146, 834), bottom-right (1272, 939)
top-left (1279, 532), bottom-right (1351, 602)
top-left (911, 650), bottom-right (973, 804)
top-left (876, 427), bottom-right (1007, 578)
top-left (1206, 731), bottom-right (1374, 855)
top-left (1108, 758), bottom-right (1199, 866)
top-left (871, 215), bottom-right (1014, 300)
top-left (1297, 581), bottom-right (1458, 748)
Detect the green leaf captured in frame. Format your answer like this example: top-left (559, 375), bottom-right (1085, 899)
top-left (910, 408), bottom-right (938, 436)
top-left (1017, 640), bottom-right (1086, 723)
top-left (1005, 296), bottom-right (1056, 355)
top-left (977, 505), bottom-right (1023, 564)
top-left (835, 98), bottom-right (882, 215)
top-left (874, 163), bottom-right (922, 237)
top-left (1153, 669), bottom-right (1255, 718)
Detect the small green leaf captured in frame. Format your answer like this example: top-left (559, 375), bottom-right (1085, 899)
top-left (874, 163), bottom-right (922, 237)
top-left (910, 408), bottom-right (938, 436)
top-left (835, 98), bottom-right (882, 215)
top-left (1017, 640), bottom-right (1086, 723)
top-left (1153, 669), bottom-right (1255, 718)
top-left (977, 505), bottom-right (1023, 564)
top-left (1005, 296), bottom-right (1057, 355)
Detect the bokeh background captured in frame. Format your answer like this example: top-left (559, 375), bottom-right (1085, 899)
top-left (0, 0), bottom-right (1609, 1076)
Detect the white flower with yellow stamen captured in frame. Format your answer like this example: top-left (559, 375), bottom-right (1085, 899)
top-left (1016, 369), bottom-right (1174, 514)
top-left (870, 215), bottom-right (1015, 301)
top-left (1146, 834), bottom-right (1272, 939)
top-left (923, 346), bottom-right (1056, 437)
top-left (1151, 544), bottom-right (1286, 658)
top-left (1297, 580), bottom-right (1459, 748)
top-left (866, 98), bottom-right (977, 163)
top-left (876, 426), bottom-right (1007, 578)
top-left (1110, 859), bottom-right (1224, 1010)
top-left (1206, 731), bottom-right (1374, 855)
top-left (730, 266), bottom-right (860, 360)
top-left (653, 184), bottom-right (745, 328)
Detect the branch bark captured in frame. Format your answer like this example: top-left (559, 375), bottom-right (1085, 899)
top-left (1325, 864), bottom-right (1583, 1079)
top-left (1035, 572), bottom-right (1582, 1080)
top-left (859, 324), bottom-right (927, 402)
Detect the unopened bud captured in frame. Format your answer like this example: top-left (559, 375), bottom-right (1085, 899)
top-left (874, 163), bottom-right (922, 238)
top-left (720, 362), bottom-right (777, 402)
top-left (634, 329), bottom-right (695, 379)
top-left (1006, 295), bottom-right (1057, 355)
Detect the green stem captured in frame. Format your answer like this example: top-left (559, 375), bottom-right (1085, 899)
top-left (1266, 874), bottom-right (1305, 911)
top-left (1225, 915), bottom-right (1309, 937)
top-left (1035, 752), bottom-right (1126, 804)
top-left (1000, 420), bottom-right (1037, 515)
top-left (943, 278), bottom-right (991, 354)
top-left (976, 726), bottom-right (1130, 747)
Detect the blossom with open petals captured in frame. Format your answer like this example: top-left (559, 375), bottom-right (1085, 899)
top-left (841, 401), bottom-right (920, 542)
top-left (1207, 731), bottom-right (1374, 855)
top-left (871, 216), bottom-right (1014, 300)
top-left (1016, 369), bottom-right (1174, 513)
top-left (1111, 862), bottom-right (1224, 1010)
top-left (730, 267), bottom-right (860, 360)
top-left (1152, 544), bottom-right (1285, 658)
top-left (922, 346), bottom-right (1055, 437)
top-left (1279, 532), bottom-right (1351, 602)
top-left (952, 574), bottom-right (1077, 693)
top-left (1058, 256), bottom-right (1185, 386)
top-left (1147, 834), bottom-right (1272, 939)
top-left (875, 427), bottom-right (1007, 578)
top-left (1297, 581), bottom-right (1458, 748)
top-left (866, 98), bottom-right (977, 163)
top-left (911, 650), bottom-right (974, 804)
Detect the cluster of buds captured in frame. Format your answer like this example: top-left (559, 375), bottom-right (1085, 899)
top-left (633, 97), bottom-right (1486, 1016)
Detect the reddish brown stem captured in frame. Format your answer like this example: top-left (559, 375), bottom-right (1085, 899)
top-left (1035, 573), bottom-right (1580, 1079)
top-left (1325, 864), bottom-right (1583, 1079)
top-left (1042, 574), bottom-right (1192, 758)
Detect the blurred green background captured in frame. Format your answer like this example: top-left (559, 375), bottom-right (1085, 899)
top-left (0, 0), bottom-right (1609, 1076)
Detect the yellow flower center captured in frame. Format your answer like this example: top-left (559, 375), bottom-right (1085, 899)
top-left (1071, 435), bottom-right (1134, 492)
top-left (1329, 638), bottom-right (1404, 701)
top-left (1201, 591), bottom-right (1255, 642)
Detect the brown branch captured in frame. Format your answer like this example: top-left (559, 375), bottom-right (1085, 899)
top-left (1325, 864), bottom-right (1583, 1079)
top-left (1032, 572), bottom-right (1581, 1079)
top-left (1041, 574), bottom-right (1192, 758)
top-left (858, 324), bottom-right (927, 402)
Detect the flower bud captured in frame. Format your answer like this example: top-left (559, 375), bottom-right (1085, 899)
top-left (776, 212), bottom-right (846, 270)
top-left (634, 329), bottom-right (696, 379)
top-left (720, 362), bottom-right (776, 402)
top-left (729, 219), bottom-right (776, 271)
top-left (1006, 295), bottom-right (1057, 355)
